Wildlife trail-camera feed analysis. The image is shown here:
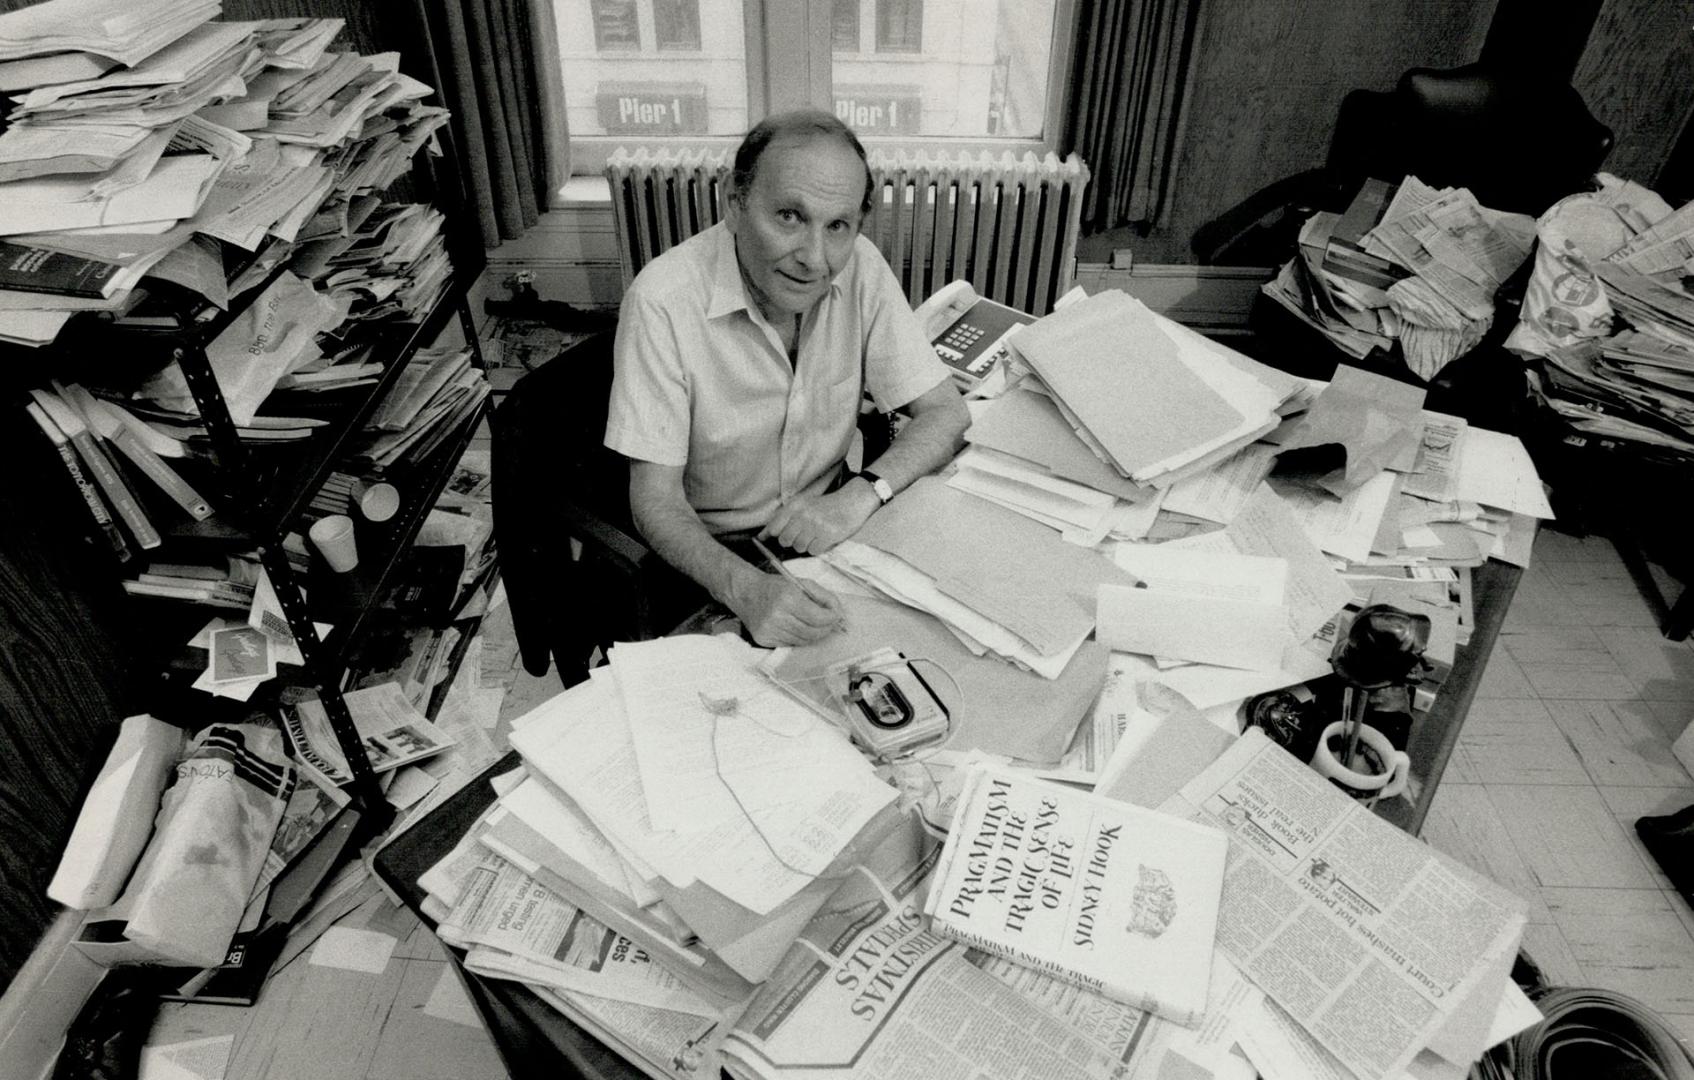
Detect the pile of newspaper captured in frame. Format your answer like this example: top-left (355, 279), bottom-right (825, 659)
top-left (352, 344), bottom-right (489, 471)
top-left (1503, 175), bottom-right (1694, 460)
top-left (0, 1), bottom-right (449, 347)
top-left (1262, 177), bottom-right (1537, 379)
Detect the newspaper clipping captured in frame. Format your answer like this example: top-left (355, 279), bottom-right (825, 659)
top-left (282, 680), bottom-right (454, 787)
top-left (1162, 729), bottom-right (1527, 1080)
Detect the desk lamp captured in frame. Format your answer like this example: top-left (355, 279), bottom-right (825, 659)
top-left (1329, 605), bottom-right (1432, 769)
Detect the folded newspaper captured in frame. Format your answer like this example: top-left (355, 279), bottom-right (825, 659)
top-left (282, 680), bottom-right (453, 788)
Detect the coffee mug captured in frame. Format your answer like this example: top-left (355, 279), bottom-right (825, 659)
top-left (1310, 720), bottom-right (1410, 806)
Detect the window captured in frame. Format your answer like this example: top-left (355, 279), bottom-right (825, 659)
top-left (555, 0), bottom-right (1075, 185)
top-left (589, 0), bottom-right (640, 51)
top-left (653, 0), bottom-right (702, 50)
top-left (831, 0), bottom-right (860, 53)
top-left (874, 0), bottom-right (921, 53)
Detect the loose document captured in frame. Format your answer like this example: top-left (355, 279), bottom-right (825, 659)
top-left (1160, 729), bottom-right (1529, 1080)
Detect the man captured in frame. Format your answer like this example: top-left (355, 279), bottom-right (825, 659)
top-left (605, 110), bottom-right (968, 647)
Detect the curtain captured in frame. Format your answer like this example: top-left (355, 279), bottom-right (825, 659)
top-left (1064, 0), bottom-right (1206, 233)
top-left (412, 0), bottom-right (569, 248)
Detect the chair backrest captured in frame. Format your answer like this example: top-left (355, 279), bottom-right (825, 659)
top-left (492, 330), bottom-right (647, 679)
top-left (1330, 62), bottom-right (1614, 217)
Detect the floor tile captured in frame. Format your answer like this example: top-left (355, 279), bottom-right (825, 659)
top-left (1543, 887), bottom-right (1694, 1014)
top-left (1660, 1014), bottom-right (1694, 1059)
top-left (1457, 699), bottom-right (1591, 785)
top-left (1597, 626), bottom-right (1694, 701)
top-left (1595, 788), bottom-right (1694, 891)
top-left (1485, 784), bottom-right (1663, 889)
top-left (1520, 920), bottom-right (1585, 987)
top-left (1533, 530), bottom-right (1623, 563)
top-left (1473, 646), bottom-right (1537, 698)
top-left (1520, 663), bottom-right (1641, 700)
top-left (1420, 784), bottom-right (1551, 921)
top-left (1645, 700), bottom-right (1694, 748)
top-left (1498, 626), bottom-right (1608, 664)
top-left (1501, 594), bottom-right (1592, 629)
top-left (367, 958), bottom-right (509, 1080)
top-left (1543, 559), bottom-right (1633, 589)
top-left (1546, 700), bottom-right (1694, 787)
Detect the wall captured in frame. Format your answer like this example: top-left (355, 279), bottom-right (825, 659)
top-left (1133, 0), bottom-right (1499, 263)
top-left (1572, 0), bottom-right (1694, 191)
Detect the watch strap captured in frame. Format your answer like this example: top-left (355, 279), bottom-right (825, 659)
top-left (858, 469), bottom-right (894, 505)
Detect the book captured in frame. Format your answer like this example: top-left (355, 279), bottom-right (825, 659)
top-left (25, 400), bottom-right (131, 561)
top-left (0, 240), bottom-right (121, 298)
top-left (28, 387), bottom-right (160, 550)
top-left (922, 765), bottom-right (1228, 1027)
top-left (58, 382), bottom-right (214, 521)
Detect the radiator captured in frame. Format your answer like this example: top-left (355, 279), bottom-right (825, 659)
top-left (606, 148), bottom-right (1090, 315)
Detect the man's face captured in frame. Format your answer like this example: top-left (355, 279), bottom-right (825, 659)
top-left (726, 135), bottom-right (867, 322)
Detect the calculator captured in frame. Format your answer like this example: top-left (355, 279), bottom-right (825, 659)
top-left (930, 299), bottom-right (1036, 384)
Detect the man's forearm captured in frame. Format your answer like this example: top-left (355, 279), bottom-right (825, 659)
top-left (861, 395), bottom-right (969, 494)
top-left (630, 492), bottom-right (758, 609)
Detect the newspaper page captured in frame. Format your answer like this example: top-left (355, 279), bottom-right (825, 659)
top-left (283, 680), bottom-right (455, 787)
top-left (534, 984), bottom-right (733, 1080)
top-left (719, 815), bottom-right (1232, 1080)
top-left (1161, 729), bottom-right (1527, 1080)
top-left (439, 853), bottom-right (718, 1017)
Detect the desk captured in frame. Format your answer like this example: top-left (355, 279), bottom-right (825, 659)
top-left (373, 559), bottom-right (1521, 1079)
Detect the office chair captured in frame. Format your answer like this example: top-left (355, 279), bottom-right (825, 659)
top-left (492, 330), bottom-right (902, 685)
top-left (1192, 63), bottom-right (1614, 430)
top-left (492, 329), bottom-right (664, 685)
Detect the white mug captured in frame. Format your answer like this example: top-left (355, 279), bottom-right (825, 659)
top-left (1310, 721), bottom-right (1410, 806)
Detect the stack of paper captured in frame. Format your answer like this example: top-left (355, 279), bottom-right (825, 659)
top-left (0, 0), bottom-right (220, 67)
top-left (0, 5), bottom-right (452, 348)
top-left (432, 636), bottom-right (902, 1013)
top-left (1007, 290), bottom-right (1286, 488)
top-left (354, 345), bottom-right (488, 470)
top-left (1263, 176), bottom-right (1536, 379)
top-left (823, 476), bottom-right (1139, 678)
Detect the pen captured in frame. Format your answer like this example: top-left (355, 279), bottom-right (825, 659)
top-left (750, 536), bottom-right (847, 631)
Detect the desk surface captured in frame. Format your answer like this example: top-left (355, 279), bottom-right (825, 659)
top-left (373, 558), bottom-right (1521, 1080)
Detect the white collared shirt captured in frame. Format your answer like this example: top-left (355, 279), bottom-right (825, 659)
top-left (605, 223), bottom-right (949, 533)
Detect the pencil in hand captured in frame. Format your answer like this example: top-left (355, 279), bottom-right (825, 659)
top-left (750, 536), bottom-right (847, 633)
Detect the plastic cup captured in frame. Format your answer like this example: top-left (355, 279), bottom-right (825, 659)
top-left (308, 514), bottom-right (359, 573)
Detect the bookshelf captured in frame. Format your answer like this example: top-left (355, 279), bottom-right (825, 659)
top-left (0, 141), bottom-right (488, 1000)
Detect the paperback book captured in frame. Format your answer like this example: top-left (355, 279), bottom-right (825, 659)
top-left (923, 765), bottom-right (1228, 1027)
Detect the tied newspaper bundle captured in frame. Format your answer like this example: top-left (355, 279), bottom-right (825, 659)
top-left (1502, 173), bottom-right (1694, 462)
top-left (417, 637), bottom-right (1258, 1080)
top-left (1261, 177), bottom-right (1537, 379)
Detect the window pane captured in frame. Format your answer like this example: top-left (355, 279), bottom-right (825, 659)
top-left (836, 0), bottom-right (1056, 139)
top-left (590, 0), bottom-right (640, 51)
top-left (832, 0), bottom-right (860, 53)
top-left (560, 0), bottom-right (748, 137)
top-left (653, 0), bottom-right (702, 50)
top-left (874, 0), bottom-right (921, 52)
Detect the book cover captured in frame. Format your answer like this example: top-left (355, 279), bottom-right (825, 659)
top-left (0, 240), bottom-right (121, 298)
top-left (922, 765), bottom-right (1228, 1027)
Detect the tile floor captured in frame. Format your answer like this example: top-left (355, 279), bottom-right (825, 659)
top-left (142, 527), bottom-right (1694, 1078)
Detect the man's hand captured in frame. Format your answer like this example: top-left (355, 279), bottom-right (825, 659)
top-left (760, 481), bottom-right (880, 555)
top-left (727, 572), bottom-right (844, 646)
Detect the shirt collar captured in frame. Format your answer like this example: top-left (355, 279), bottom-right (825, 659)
top-left (704, 222), bottom-right (847, 323)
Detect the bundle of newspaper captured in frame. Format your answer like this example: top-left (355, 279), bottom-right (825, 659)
top-left (352, 344), bottom-right (489, 471)
top-left (1502, 174), bottom-right (1694, 459)
top-left (0, 4), bottom-right (449, 347)
top-left (1262, 176), bottom-right (1537, 379)
top-left (418, 710), bottom-right (1259, 1080)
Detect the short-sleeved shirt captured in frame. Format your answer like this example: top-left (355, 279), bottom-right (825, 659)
top-left (605, 223), bottom-right (950, 534)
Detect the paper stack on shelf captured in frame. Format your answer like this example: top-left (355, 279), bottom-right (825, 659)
top-left (0, 0), bottom-right (220, 67)
top-left (1262, 176), bottom-right (1536, 379)
top-left (354, 344), bottom-right (488, 471)
top-left (0, 3), bottom-right (450, 349)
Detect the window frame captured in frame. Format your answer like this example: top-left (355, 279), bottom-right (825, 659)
top-left (557, 0), bottom-right (1079, 196)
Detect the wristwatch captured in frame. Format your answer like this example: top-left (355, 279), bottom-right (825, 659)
top-left (858, 469), bottom-right (894, 506)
